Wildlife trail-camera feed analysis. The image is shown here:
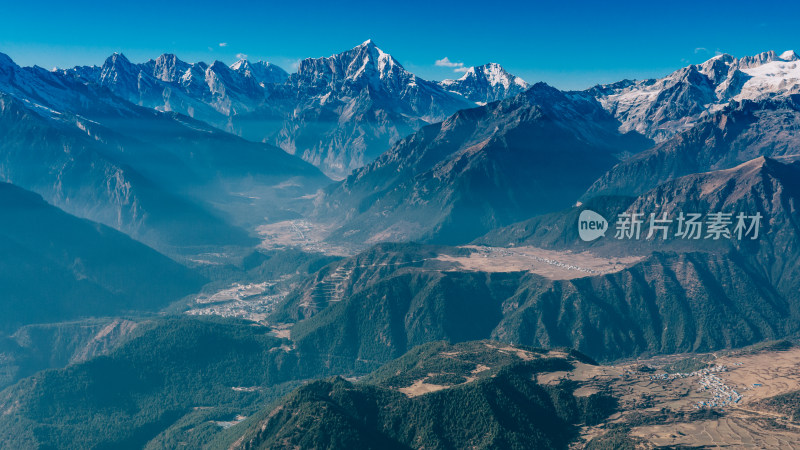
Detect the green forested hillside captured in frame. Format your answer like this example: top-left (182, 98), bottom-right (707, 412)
top-left (0, 317), bottom-right (306, 449)
top-left (0, 318), bottom-right (143, 390)
top-left (229, 341), bottom-right (615, 450)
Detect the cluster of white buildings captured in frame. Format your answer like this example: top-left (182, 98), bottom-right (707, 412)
top-left (648, 364), bottom-right (746, 409)
top-left (694, 371), bottom-right (742, 409)
top-left (527, 254), bottom-right (599, 274)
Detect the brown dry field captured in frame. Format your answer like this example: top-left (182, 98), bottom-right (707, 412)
top-left (387, 343), bottom-right (800, 448)
top-left (437, 245), bottom-right (644, 280)
top-left (572, 347), bottom-right (800, 449)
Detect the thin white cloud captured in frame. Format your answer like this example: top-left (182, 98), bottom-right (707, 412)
top-left (436, 57), bottom-right (468, 73)
top-left (219, 42), bottom-right (228, 47)
top-left (435, 57), bottom-right (463, 69)
top-left (236, 53), bottom-right (248, 60)
top-left (694, 47), bottom-right (708, 54)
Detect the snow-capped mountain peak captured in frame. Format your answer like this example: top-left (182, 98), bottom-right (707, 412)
top-left (97, 53), bottom-right (143, 96)
top-left (348, 39), bottom-right (403, 82)
top-left (100, 52), bottom-right (133, 74)
top-left (737, 50), bottom-right (791, 68)
top-left (281, 40), bottom-right (475, 178)
top-left (230, 59), bottom-right (288, 85)
top-left (780, 50), bottom-right (799, 61)
top-left (152, 53), bottom-right (190, 83)
top-left (590, 49), bottom-right (800, 143)
top-left (465, 63), bottom-right (527, 88)
top-left (439, 62), bottom-right (529, 104)
top-left (292, 40), bottom-right (413, 94)
top-left (229, 59), bottom-right (248, 72)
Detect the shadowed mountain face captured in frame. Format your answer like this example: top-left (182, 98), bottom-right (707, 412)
top-left (622, 157), bottom-right (800, 299)
top-left (493, 251), bottom-right (791, 360)
top-left (0, 93), bottom-right (256, 250)
top-left (0, 182), bottom-right (203, 333)
top-left (584, 96), bottom-right (800, 199)
top-left (314, 83), bottom-right (652, 245)
top-left (269, 248), bottom-right (791, 364)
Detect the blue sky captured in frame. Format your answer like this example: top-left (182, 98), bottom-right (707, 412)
top-left (1, 0), bottom-right (798, 90)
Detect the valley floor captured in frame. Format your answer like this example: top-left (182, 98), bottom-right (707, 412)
top-left (257, 220), bottom-right (358, 256)
top-left (184, 241), bottom-right (644, 324)
top-left (257, 219), bottom-right (644, 278)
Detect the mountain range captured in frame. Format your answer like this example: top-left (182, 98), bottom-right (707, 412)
top-left (65, 52), bottom-right (288, 132)
top-left (0, 51), bottom-right (328, 253)
top-left (313, 82), bottom-right (651, 245)
top-left (584, 95), bottom-right (800, 199)
top-left (439, 62), bottom-right (529, 104)
top-left (270, 154), bottom-right (800, 364)
top-left (589, 49), bottom-right (800, 142)
top-left (61, 41), bottom-right (528, 178)
top-left (3, 43), bottom-right (800, 449)
top-left (50, 45), bottom-right (800, 183)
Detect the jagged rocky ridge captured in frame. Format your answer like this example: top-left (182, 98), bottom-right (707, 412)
top-left (439, 62), bottom-right (529, 104)
top-left (234, 40), bottom-right (476, 178)
top-left (584, 95), bottom-right (800, 199)
top-left (62, 41), bottom-right (528, 178)
top-left (588, 49), bottom-right (800, 142)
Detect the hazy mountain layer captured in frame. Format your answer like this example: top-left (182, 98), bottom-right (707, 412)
top-left (0, 52), bottom-right (329, 252)
top-left (0, 182), bottom-right (203, 332)
top-left (61, 42), bottom-right (529, 178)
top-left (314, 83), bottom-right (651, 245)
